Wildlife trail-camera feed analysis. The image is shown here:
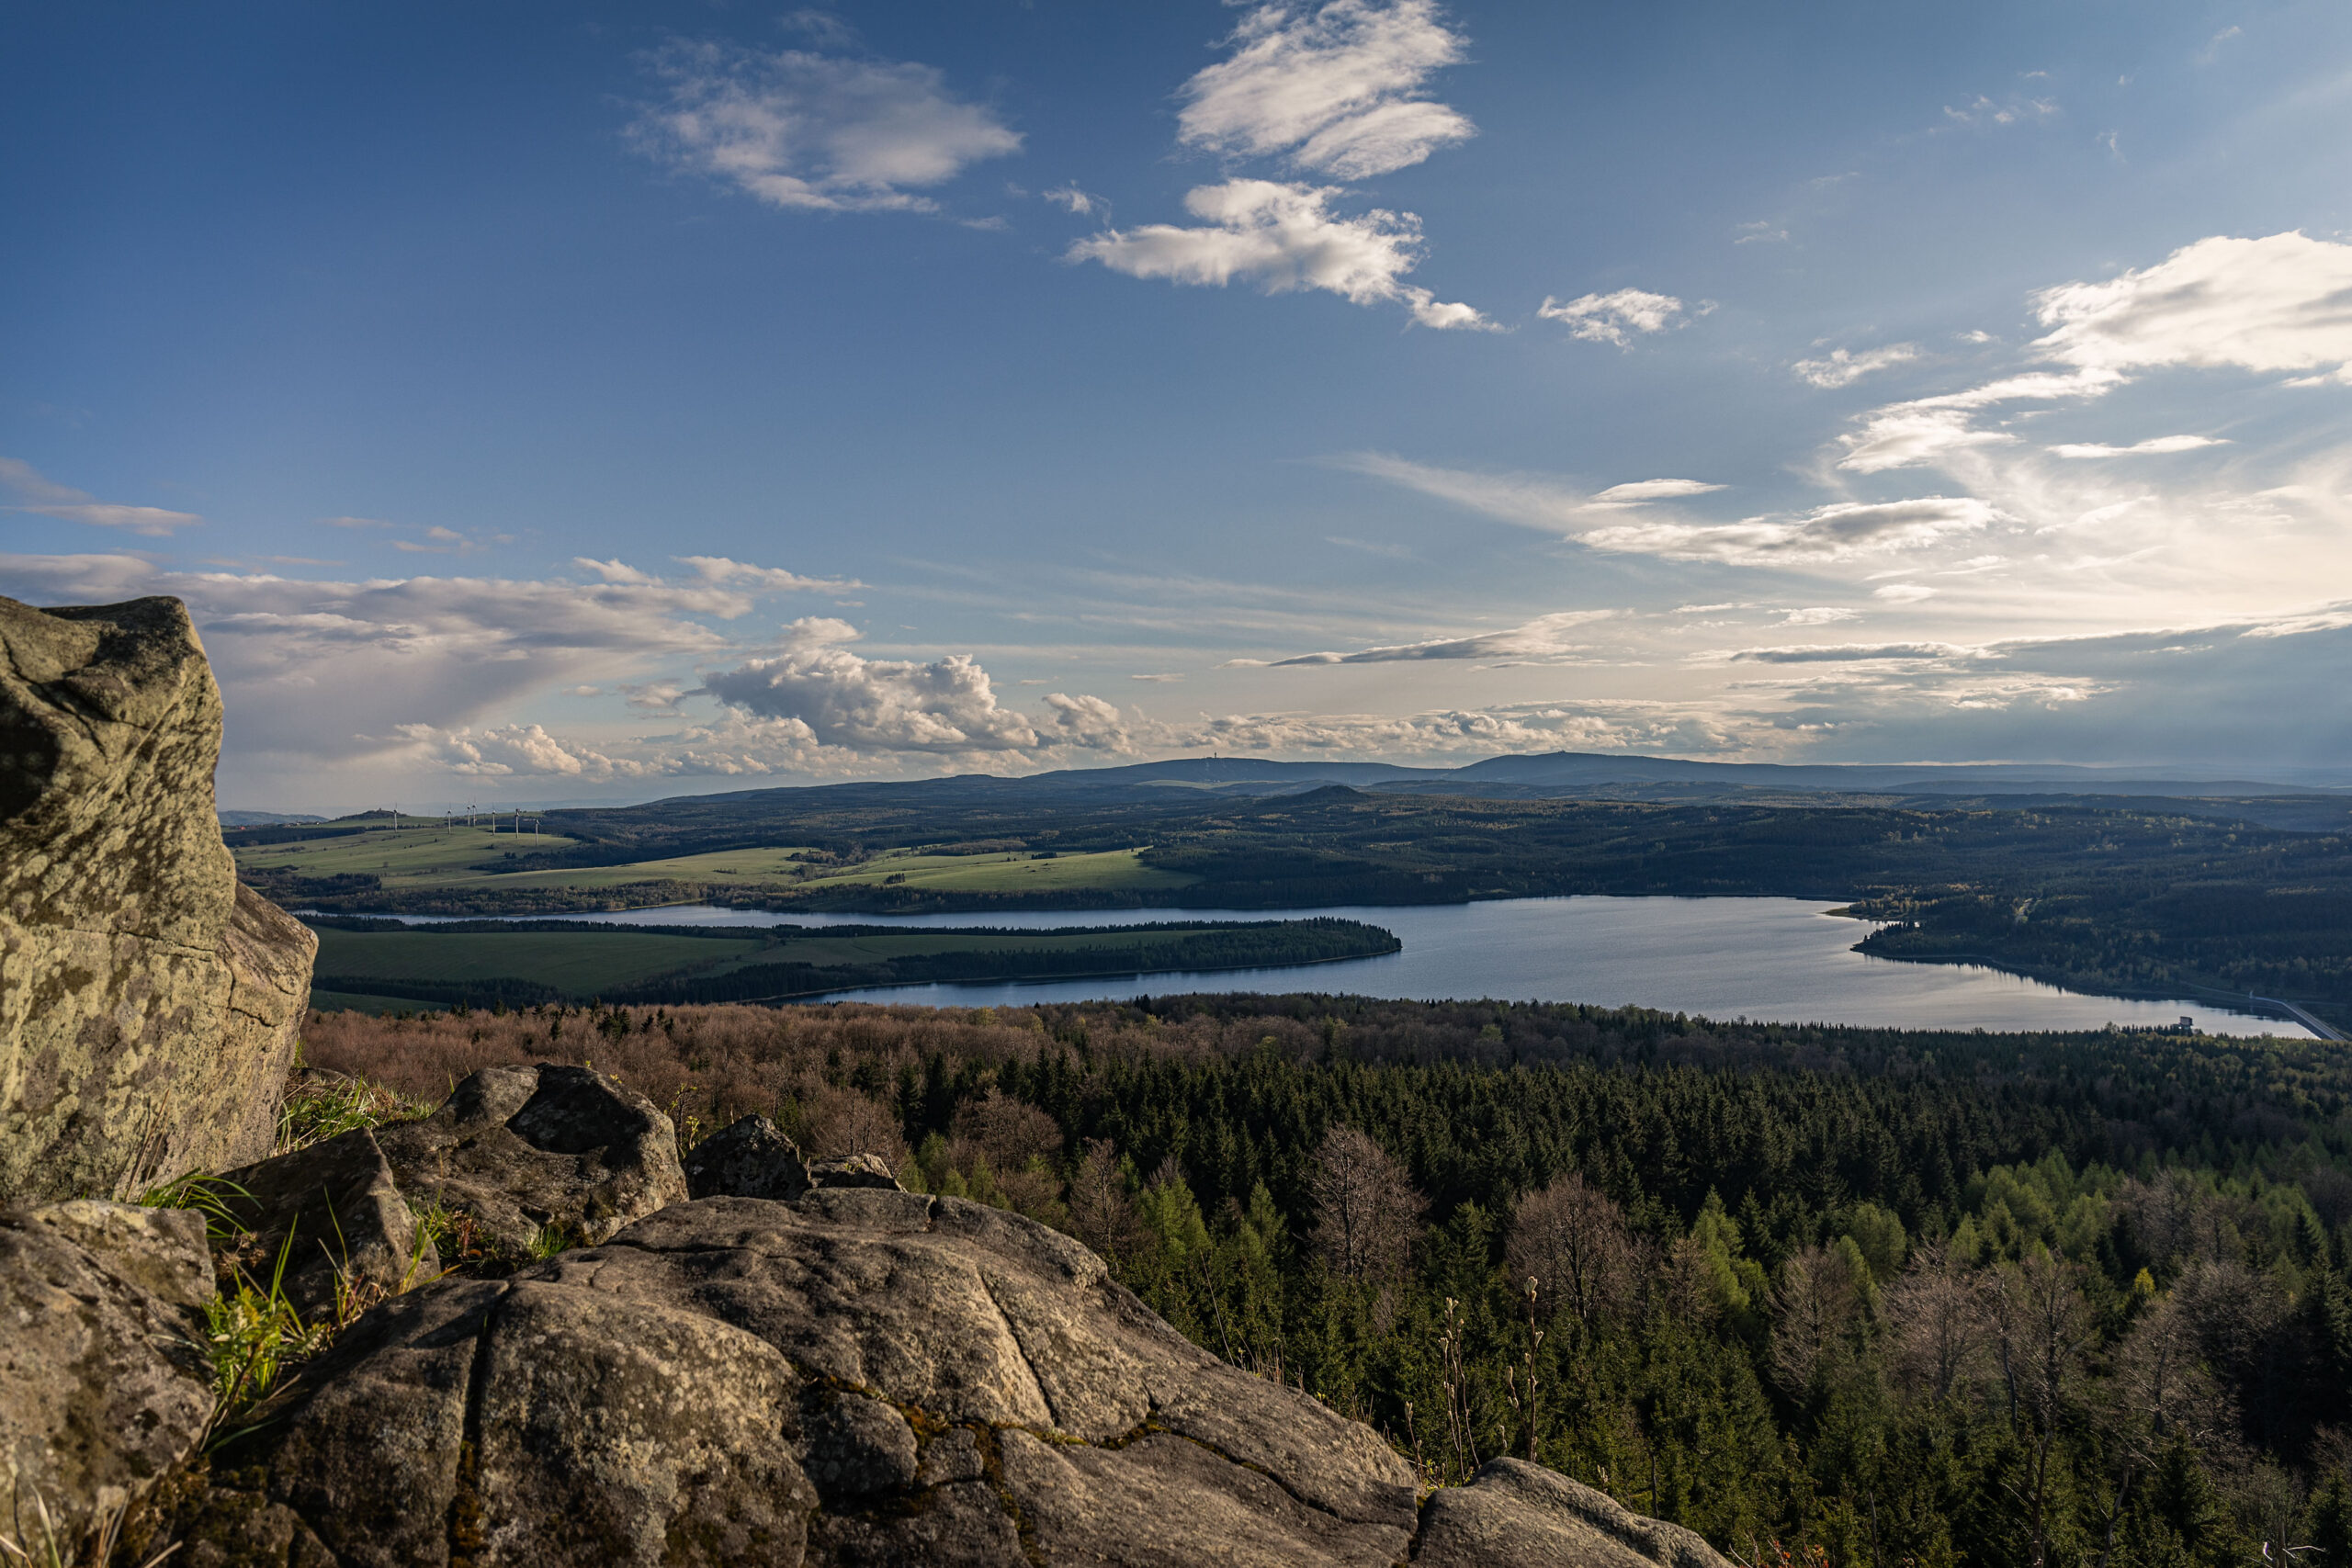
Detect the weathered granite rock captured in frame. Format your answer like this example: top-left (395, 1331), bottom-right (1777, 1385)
top-left (214, 1129), bottom-right (438, 1318)
top-left (371, 1065), bottom-right (687, 1254)
top-left (201, 1190), bottom-right (1420, 1565)
top-left (803, 1151), bottom-right (901, 1190)
top-left (0, 594), bottom-right (317, 1204)
top-left (683, 1114), bottom-right (809, 1201)
top-left (0, 1201), bottom-right (214, 1561)
top-left (1416, 1459), bottom-right (1736, 1568)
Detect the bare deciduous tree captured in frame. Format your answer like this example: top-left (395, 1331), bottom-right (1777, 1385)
top-left (1308, 1126), bottom-right (1426, 1284)
top-left (1769, 1243), bottom-right (1864, 1396)
top-left (1507, 1173), bottom-right (1635, 1326)
top-left (1066, 1136), bottom-right (1140, 1264)
top-left (1990, 1250), bottom-right (2095, 1568)
top-left (801, 1085), bottom-right (908, 1165)
top-left (1882, 1243), bottom-right (1990, 1404)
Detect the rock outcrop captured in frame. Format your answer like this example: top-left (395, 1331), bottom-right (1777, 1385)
top-left (1418, 1460), bottom-right (1734, 1568)
top-left (192, 1187), bottom-right (1423, 1566)
top-left (0, 1201), bottom-right (216, 1559)
top-left (0, 594), bottom-right (316, 1205)
top-left (371, 1064), bottom-right (688, 1253)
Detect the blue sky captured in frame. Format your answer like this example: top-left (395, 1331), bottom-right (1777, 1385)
top-left (5, 0), bottom-right (2351, 808)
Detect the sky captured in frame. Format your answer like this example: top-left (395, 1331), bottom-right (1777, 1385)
top-left (5, 0), bottom-right (2351, 810)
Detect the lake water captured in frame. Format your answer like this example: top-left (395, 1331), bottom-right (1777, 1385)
top-left (347, 896), bottom-right (2309, 1037)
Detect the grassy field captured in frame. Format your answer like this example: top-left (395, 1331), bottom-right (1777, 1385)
top-left (240, 828), bottom-right (1193, 904)
top-left (235, 825), bottom-right (575, 885)
top-left (787, 847), bottom-right (1191, 893)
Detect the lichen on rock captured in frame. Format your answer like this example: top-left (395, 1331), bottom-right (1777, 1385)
top-left (0, 594), bottom-right (315, 1205)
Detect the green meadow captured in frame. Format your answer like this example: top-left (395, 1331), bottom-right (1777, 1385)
top-left (236, 825), bottom-right (1193, 907)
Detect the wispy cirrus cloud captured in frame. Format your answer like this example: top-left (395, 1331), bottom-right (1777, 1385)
top-left (631, 39), bottom-right (1020, 214)
top-left (0, 457), bottom-right (202, 536)
top-left (2048, 435), bottom-right (2230, 459)
top-left (1175, 0), bottom-right (1476, 180)
top-left (1339, 452), bottom-right (1997, 563)
top-left (1068, 180), bottom-right (1489, 328)
top-left (1263, 609), bottom-right (1614, 665)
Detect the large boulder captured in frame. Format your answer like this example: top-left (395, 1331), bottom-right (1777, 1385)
top-left (196, 1190), bottom-right (1420, 1566)
top-left (371, 1065), bottom-right (688, 1255)
top-left (0, 594), bottom-right (316, 1205)
top-left (214, 1129), bottom-right (439, 1319)
top-left (1415, 1459), bottom-right (1735, 1568)
top-left (0, 1201), bottom-right (216, 1562)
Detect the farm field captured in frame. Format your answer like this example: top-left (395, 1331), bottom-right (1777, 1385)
top-left (235, 827), bottom-right (1188, 902)
top-left (233, 825), bottom-right (575, 885)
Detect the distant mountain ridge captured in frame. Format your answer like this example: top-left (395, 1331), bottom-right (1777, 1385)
top-left (637, 750), bottom-right (2349, 815)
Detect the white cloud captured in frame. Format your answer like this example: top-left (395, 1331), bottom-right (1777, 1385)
top-left (0, 554), bottom-right (753, 763)
top-left (702, 616), bottom-right (1129, 754)
top-left (2030, 231), bottom-right (2352, 379)
top-left (1331, 452), bottom-right (1595, 530)
top-left (1729, 641), bottom-right (1975, 664)
top-left (0, 457), bottom-right (202, 536)
top-left (1042, 183), bottom-right (1100, 215)
top-left (676, 555), bottom-right (861, 592)
top-left (1941, 94), bottom-right (2059, 130)
top-left (1592, 478), bottom-right (1725, 502)
top-left (1175, 0), bottom-right (1475, 179)
top-left (1792, 344), bottom-right (1920, 389)
top-left (1837, 405), bottom-right (2022, 473)
top-left (1582, 498), bottom-right (2000, 563)
top-left (632, 39), bottom-right (1020, 214)
top-left (2048, 435), bottom-right (2230, 459)
top-left (1781, 606), bottom-right (1859, 626)
top-left (1271, 609), bottom-right (1612, 665)
top-left (1537, 288), bottom-right (1698, 346)
top-left (1340, 455), bottom-right (1996, 563)
top-left (1067, 179), bottom-right (1488, 328)
top-left (1873, 583), bottom-right (1939, 603)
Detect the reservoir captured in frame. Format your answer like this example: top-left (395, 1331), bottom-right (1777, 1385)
top-left (364, 896), bottom-right (2310, 1037)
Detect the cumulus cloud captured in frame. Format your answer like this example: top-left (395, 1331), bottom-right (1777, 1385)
top-left (702, 617), bottom-right (1129, 754)
top-left (1581, 498), bottom-right (2001, 563)
top-left (1537, 288), bottom-right (1700, 346)
top-left (0, 457), bottom-right (202, 536)
top-left (1067, 179), bottom-right (1487, 328)
top-left (632, 39), bottom-right (1020, 213)
top-left (1175, 0), bottom-right (1476, 179)
top-left (1792, 344), bottom-right (1920, 389)
top-left (2048, 435), bottom-right (2230, 458)
top-left (1270, 609), bottom-right (1612, 665)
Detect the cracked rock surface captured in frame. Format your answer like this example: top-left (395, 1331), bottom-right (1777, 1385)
top-left (0, 594), bottom-right (315, 1205)
top-left (0, 1201), bottom-right (215, 1559)
top-left (196, 1190), bottom-right (1419, 1566)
